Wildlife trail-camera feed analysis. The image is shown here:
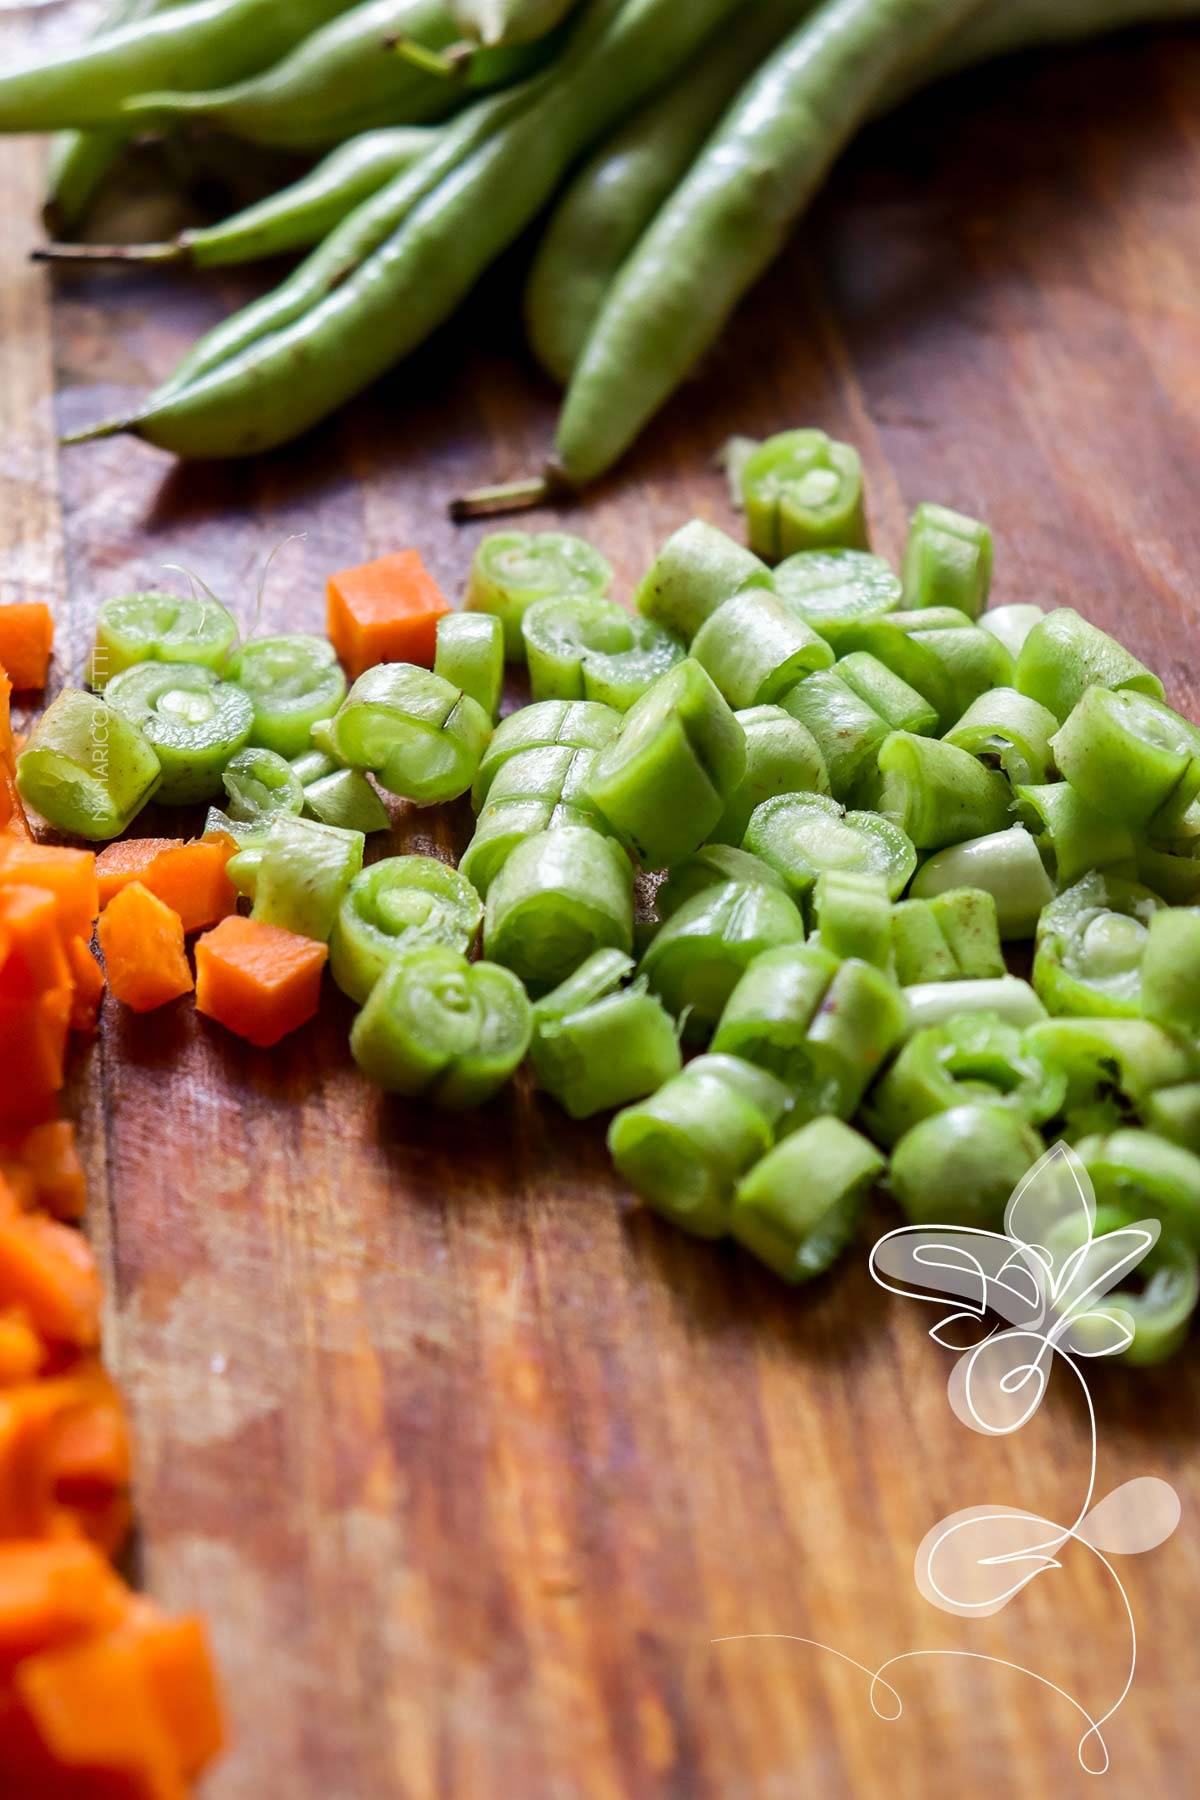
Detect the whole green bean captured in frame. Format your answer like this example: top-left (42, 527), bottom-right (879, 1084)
top-left (0, 0), bottom-right (360, 131)
top-left (553, 0), bottom-right (984, 487)
top-left (72, 0), bottom-right (750, 458)
top-left (451, 0), bottom-right (578, 46)
top-left (525, 0), bottom-right (811, 383)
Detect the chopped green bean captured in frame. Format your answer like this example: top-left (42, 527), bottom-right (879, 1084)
top-left (15, 687), bottom-right (161, 841)
top-left (1048, 1204), bottom-right (1199, 1366)
top-left (1073, 1130), bottom-right (1200, 1247)
top-left (434, 611), bottom-right (505, 720)
top-left (327, 662), bottom-right (492, 805)
top-left (834, 651), bottom-right (938, 736)
top-left (690, 586), bottom-right (833, 708)
top-left (731, 1118), bottom-right (884, 1283)
top-left (1016, 608), bottom-right (1163, 722)
top-left (979, 602), bottom-right (1045, 661)
top-left (910, 826), bottom-right (1054, 939)
top-left (462, 743), bottom-right (605, 896)
top-left (709, 705), bottom-right (829, 847)
top-left (466, 529), bottom-right (613, 660)
top-left (876, 731), bottom-right (1012, 851)
top-left (891, 899), bottom-right (958, 986)
top-left (92, 588), bottom-right (239, 684)
top-left (655, 844), bottom-right (788, 922)
top-left (105, 661), bottom-right (253, 803)
top-left (903, 977), bottom-right (1047, 1035)
top-left (532, 948), bottom-right (634, 1020)
top-left (483, 825), bottom-right (633, 994)
top-left (1144, 1084), bottom-right (1200, 1156)
top-left (234, 814), bottom-right (365, 944)
top-left (1134, 847), bottom-right (1200, 907)
top-left (1034, 872), bottom-right (1164, 1018)
top-left (1140, 907), bottom-right (1200, 1039)
top-left (1052, 686), bottom-right (1200, 829)
top-left (302, 767), bottom-right (390, 834)
top-left (1013, 781), bottom-right (1136, 888)
top-left (778, 671), bottom-right (890, 804)
top-left (812, 870), bottom-right (892, 968)
top-left (227, 634), bottom-right (347, 761)
top-left (472, 697), bottom-right (620, 810)
top-left (741, 430), bottom-right (867, 561)
top-left (943, 687), bottom-right (1059, 786)
top-left (330, 855), bottom-right (484, 1004)
top-left (865, 1014), bottom-right (1065, 1149)
top-left (744, 790), bottom-right (916, 903)
top-left (221, 745), bottom-right (304, 825)
top-left (531, 979), bottom-right (682, 1120)
top-left (633, 519), bottom-right (773, 643)
top-left (901, 502), bottom-right (992, 618)
top-left (772, 548), bottom-right (901, 651)
top-left (638, 877), bottom-right (806, 1044)
top-left (351, 945), bottom-right (532, 1109)
top-left (521, 594), bottom-right (683, 710)
top-left (928, 887), bottom-right (1006, 979)
top-left (711, 941), bottom-right (838, 1084)
top-left (890, 1103), bottom-right (1044, 1229)
top-left (1025, 1019), bottom-right (1195, 1131)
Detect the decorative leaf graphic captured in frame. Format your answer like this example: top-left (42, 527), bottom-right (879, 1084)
top-left (870, 1227), bottom-right (1045, 1333)
top-left (1005, 1142), bottom-right (1095, 1270)
top-left (915, 1505), bottom-right (1063, 1617)
top-left (948, 1330), bottom-right (1050, 1436)
top-left (1077, 1479), bottom-right (1182, 1556)
top-left (1056, 1305), bottom-right (1136, 1361)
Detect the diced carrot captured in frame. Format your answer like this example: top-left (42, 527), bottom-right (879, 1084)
top-left (0, 842), bottom-right (99, 947)
top-left (116, 1604), bottom-right (225, 1781)
top-left (44, 1369), bottom-right (132, 1560)
top-left (327, 548), bottom-right (450, 678)
top-left (0, 888), bottom-right (72, 1001)
top-left (0, 1123), bottom-right (86, 1224)
top-left (195, 914), bottom-right (327, 1048)
top-left (0, 606), bottom-right (54, 692)
top-left (0, 1166), bottom-right (37, 1216)
top-left (95, 837), bottom-right (236, 934)
top-left (0, 1541), bottom-right (129, 1670)
top-left (0, 672), bottom-right (12, 768)
top-left (0, 988), bottom-right (71, 1128)
top-left (0, 1310), bottom-right (44, 1387)
top-left (0, 1212), bottom-right (101, 1350)
top-left (0, 1367), bottom-right (127, 1543)
top-left (97, 885), bottom-right (193, 1015)
top-left (0, 765), bottom-right (30, 841)
top-left (67, 938), bottom-right (105, 1035)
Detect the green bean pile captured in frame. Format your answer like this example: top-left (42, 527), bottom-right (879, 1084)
top-left (10, 0), bottom-right (1197, 477)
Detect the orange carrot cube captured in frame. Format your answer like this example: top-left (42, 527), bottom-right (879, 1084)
top-left (95, 837), bottom-right (235, 934)
top-left (195, 914), bottom-right (327, 1048)
top-left (327, 548), bottom-right (450, 678)
top-left (97, 884), bottom-right (192, 1015)
top-left (0, 606), bottom-right (53, 692)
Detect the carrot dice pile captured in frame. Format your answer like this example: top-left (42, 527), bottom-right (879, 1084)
top-left (0, 666), bottom-right (225, 1794)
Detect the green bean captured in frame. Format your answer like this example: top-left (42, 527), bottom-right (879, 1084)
top-left (711, 706), bottom-right (829, 848)
top-left (105, 662), bottom-right (253, 803)
top-left (607, 1053), bottom-right (793, 1239)
top-left (585, 659), bottom-right (746, 871)
top-left (1025, 1019), bottom-right (1195, 1134)
top-left (890, 1103), bottom-right (1045, 1229)
top-left (655, 845), bottom-right (789, 923)
top-left (811, 870), bottom-right (891, 968)
top-left (553, 0), bottom-right (985, 486)
top-left (524, 0), bottom-right (808, 382)
top-left (779, 671), bottom-right (891, 804)
top-left (531, 980), bottom-right (683, 1119)
top-left (891, 899), bottom-right (957, 986)
top-left (1052, 687), bottom-right (1200, 830)
top-left (234, 815), bottom-right (365, 942)
top-left (876, 731), bottom-right (1012, 851)
top-left (1140, 907), bottom-right (1200, 1040)
top-left (1135, 847), bottom-right (1200, 907)
top-left (472, 697), bottom-right (619, 809)
top-left (744, 790), bottom-right (916, 903)
top-left (434, 610), bottom-right (504, 719)
top-left (77, 0), bottom-right (751, 458)
top-left (978, 603), bottom-right (1044, 662)
top-left (731, 1117), bottom-right (883, 1283)
top-left (910, 826), bottom-right (1054, 940)
top-left (741, 430), bottom-right (868, 560)
top-left (1074, 1130), bottom-right (1200, 1247)
top-left (772, 549), bottom-right (901, 651)
top-left (302, 767), bottom-right (391, 834)
top-left (521, 595), bottom-right (683, 711)
top-left (927, 887), bottom-right (1006, 980)
top-left (0, 0), bottom-right (360, 130)
top-left (1044, 1201), bottom-right (1198, 1367)
top-left (943, 688), bottom-right (1058, 787)
top-left (902, 977), bottom-right (1047, 1035)
top-left (710, 942), bottom-right (838, 1083)
top-left (461, 745), bottom-right (604, 894)
top-left (92, 589), bottom-right (239, 684)
top-left (690, 587), bottom-right (833, 711)
top-left (1034, 872), bottom-right (1164, 1019)
top-left (483, 825), bottom-right (633, 993)
top-left (865, 1014), bottom-right (1066, 1150)
top-left (638, 878), bottom-right (806, 1044)
top-left (633, 520), bottom-right (773, 645)
top-left (16, 689), bottom-right (162, 842)
top-left (900, 502), bottom-right (992, 618)
top-left (1013, 781), bottom-right (1136, 888)
top-left (450, 0), bottom-right (579, 48)
top-left (532, 948), bottom-right (632, 1018)
top-left (227, 635), bottom-right (347, 761)
top-left (466, 530), bottom-right (613, 660)
top-left (351, 944), bottom-right (532, 1107)
top-left (1144, 1084), bottom-right (1200, 1155)
top-left (327, 662), bottom-right (492, 804)
top-left (330, 854), bottom-right (483, 1001)
top-left (43, 128), bottom-right (440, 269)
top-left (834, 651), bottom-right (938, 737)
top-left (222, 746), bottom-right (305, 826)
top-left (1015, 607), bottom-right (1163, 721)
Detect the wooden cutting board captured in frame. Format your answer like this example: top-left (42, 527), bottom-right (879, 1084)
top-left (4, 8), bottom-right (1200, 1797)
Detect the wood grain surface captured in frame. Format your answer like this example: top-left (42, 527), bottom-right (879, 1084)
top-left (3, 6), bottom-right (1200, 1796)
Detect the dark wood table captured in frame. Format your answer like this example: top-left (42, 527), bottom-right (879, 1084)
top-left (3, 6), bottom-right (1200, 1796)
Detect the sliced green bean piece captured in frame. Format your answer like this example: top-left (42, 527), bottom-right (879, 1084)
top-left (15, 688), bottom-right (161, 841)
top-left (202, 806), bottom-right (261, 848)
top-left (928, 887), bottom-right (1006, 980)
top-left (943, 688), bottom-right (1059, 787)
top-left (466, 529), bottom-right (613, 659)
top-left (779, 672), bottom-right (890, 804)
top-left (731, 1117), bottom-right (884, 1283)
top-left (531, 981), bottom-right (682, 1120)
top-left (901, 502), bottom-right (992, 618)
top-left (92, 589), bottom-right (238, 684)
top-left (891, 899), bottom-right (958, 986)
top-left (691, 586), bottom-right (833, 709)
top-left (1034, 872), bottom-right (1164, 1018)
top-left (532, 948), bottom-right (634, 1021)
top-left (793, 957), bottom-right (908, 1121)
top-left (741, 430), bottom-right (868, 561)
top-left (1052, 687), bottom-right (1200, 829)
top-left (607, 1053), bottom-right (792, 1240)
top-left (105, 662), bottom-right (253, 804)
top-left (633, 519), bottom-right (773, 643)
top-left (744, 790), bottom-right (916, 903)
top-left (221, 746), bottom-right (304, 825)
top-left (772, 548), bottom-right (901, 651)
top-left (290, 749), bottom-right (339, 787)
top-left (233, 815), bottom-right (365, 944)
top-left (866, 1014), bottom-right (1065, 1150)
top-left (876, 731), bottom-right (1012, 852)
top-left (1140, 907), bottom-right (1200, 1039)
top-left (911, 826), bottom-right (1054, 940)
top-left (463, 742), bottom-right (606, 892)
top-left (302, 768), bottom-right (390, 834)
top-left (903, 977), bottom-right (1046, 1035)
top-left (834, 651), bottom-right (938, 736)
top-left (1013, 782), bottom-right (1136, 888)
top-left (351, 945), bottom-right (532, 1109)
top-left (227, 634), bottom-right (347, 761)
top-left (483, 825), bottom-right (633, 994)
top-left (1144, 1084), bottom-right (1200, 1156)
top-left (1134, 848), bottom-right (1200, 907)
top-left (890, 1103), bottom-right (1045, 1229)
top-left (812, 870), bottom-right (892, 968)
top-left (1016, 608), bottom-right (1163, 722)
top-left (521, 594), bottom-right (683, 710)
top-left (1025, 1020), bottom-right (1194, 1132)
top-left (327, 663), bottom-right (492, 805)
top-left (711, 942), bottom-right (839, 1085)
top-left (639, 878), bottom-right (806, 1044)
top-left (472, 697), bottom-right (620, 809)
top-left (655, 844), bottom-right (788, 922)
top-left (1074, 1131), bottom-right (1200, 1248)
top-left (585, 660), bottom-right (745, 870)
top-left (710, 705), bottom-right (829, 848)
top-left (979, 602), bottom-right (1045, 662)
top-left (330, 854), bottom-right (483, 1003)
top-left (1052, 1204), bottom-right (1199, 1367)
top-left (434, 611), bottom-right (504, 720)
